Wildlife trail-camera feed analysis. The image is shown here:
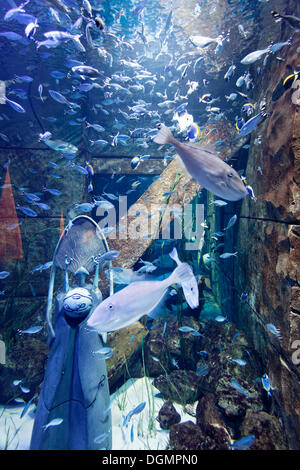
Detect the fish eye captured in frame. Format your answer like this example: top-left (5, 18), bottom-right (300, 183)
top-left (227, 172), bottom-right (234, 178)
top-left (108, 303), bottom-right (114, 310)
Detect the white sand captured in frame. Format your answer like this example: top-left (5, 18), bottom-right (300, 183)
top-left (0, 376), bottom-right (195, 450)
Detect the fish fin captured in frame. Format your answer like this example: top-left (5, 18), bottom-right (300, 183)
top-left (169, 247), bottom-right (181, 265)
top-left (152, 123), bottom-right (175, 145)
top-left (169, 260), bottom-right (199, 309)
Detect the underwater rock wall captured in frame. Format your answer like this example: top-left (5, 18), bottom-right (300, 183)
top-left (202, 0), bottom-right (300, 449)
top-left (235, 24), bottom-right (300, 450)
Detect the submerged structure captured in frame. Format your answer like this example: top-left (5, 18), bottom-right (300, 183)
top-left (0, 0), bottom-right (300, 451)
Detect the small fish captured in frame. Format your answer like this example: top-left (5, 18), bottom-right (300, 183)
top-left (224, 65), bottom-right (236, 81)
top-left (43, 418), bottom-right (63, 431)
top-left (261, 373), bottom-right (272, 396)
top-left (97, 251), bottom-right (120, 264)
top-left (268, 40), bottom-right (291, 54)
top-left (72, 65), bottom-right (101, 79)
top-left (199, 93), bottom-right (212, 103)
top-left (20, 385), bottom-right (30, 393)
top-left (219, 252), bottom-right (238, 259)
top-left (241, 49), bottom-right (269, 64)
top-left (225, 93), bottom-right (237, 102)
top-left (151, 355), bottom-right (160, 362)
top-left (86, 122), bottom-right (105, 132)
top-left (189, 34), bottom-right (220, 48)
top-left (129, 334), bottom-right (135, 344)
top-left (13, 379), bottom-right (22, 386)
top-left (123, 402), bottom-right (146, 427)
top-left (75, 202), bottom-right (94, 212)
top-left (230, 379), bottom-right (249, 397)
top-left (245, 185), bottom-right (257, 201)
top-left (94, 347), bottom-right (113, 359)
top-left (17, 206), bottom-right (38, 217)
top-left (178, 326), bottom-right (202, 336)
top-left (5, 97), bottom-right (26, 113)
top-left (187, 123), bottom-right (201, 141)
top-left (229, 435), bottom-right (255, 450)
top-left (15, 398), bottom-right (26, 404)
top-left (48, 90), bottom-right (74, 107)
top-left (39, 131), bottom-right (52, 142)
top-left (238, 112), bottom-right (267, 136)
top-left (0, 271), bottom-right (10, 279)
top-left (20, 394), bottom-right (37, 419)
top-left (130, 423), bottom-right (134, 443)
top-left (19, 325), bottom-right (43, 334)
top-left (230, 358), bottom-right (247, 366)
top-left (131, 156), bottom-right (141, 170)
top-left (94, 432), bottom-right (109, 444)
top-left (85, 161), bottom-right (94, 176)
top-left (210, 200), bottom-right (228, 207)
top-left (43, 188), bottom-right (62, 196)
top-left (215, 315), bottom-right (227, 322)
top-left (266, 323), bottom-right (282, 340)
top-left (224, 214), bottom-right (237, 231)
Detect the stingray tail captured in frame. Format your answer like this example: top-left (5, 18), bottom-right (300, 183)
top-left (168, 248), bottom-right (199, 309)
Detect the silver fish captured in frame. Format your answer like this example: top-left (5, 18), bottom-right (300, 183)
top-left (88, 248), bottom-right (199, 333)
top-left (153, 124), bottom-right (248, 202)
top-left (219, 252), bottom-right (238, 259)
top-left (40, 0), bottom-right (70, 14)
top-left (224, 214), bottom-right (237, 231)
top-left (240, 48), bottom-right (269, 64)
top-left (189, 35), bottom-right (219, 48)
top-left (43, 418), bottom-right (64, 431)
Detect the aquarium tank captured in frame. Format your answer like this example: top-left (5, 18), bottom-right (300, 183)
top-left (0, 0), bottom-right (300, 453)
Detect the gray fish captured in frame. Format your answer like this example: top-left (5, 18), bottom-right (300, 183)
top-left (153, 124), bottom-right (248, 202)
top-left (0, 271), bottom-right (10, 279)
top-left (219, 252), bottom-right (238, 259)
top-left (43, 417), bottom-right (64, 431)
top-left (88, 248), bottom-right (198, 333)
top-left (224, 214), bottom-right (237, 231)
top-left (240, 48), bottom-right (269, 64)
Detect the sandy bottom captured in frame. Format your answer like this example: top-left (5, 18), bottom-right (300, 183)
top-left (0, 376), bottom-right (195, 450)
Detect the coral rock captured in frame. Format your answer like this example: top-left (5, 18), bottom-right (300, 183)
top-left (156, 401), bottom-right (181, 430)
top-left (196, 393), bottom-right (231, 448)
top-left (240, 410), bottom-right (288, 450)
